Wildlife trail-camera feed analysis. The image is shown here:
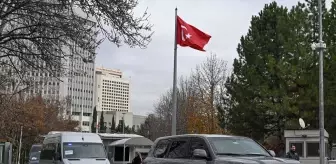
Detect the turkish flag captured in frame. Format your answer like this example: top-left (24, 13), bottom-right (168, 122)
top-left (176, 16), bottom-right (211, 51)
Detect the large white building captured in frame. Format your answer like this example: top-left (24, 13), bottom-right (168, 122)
top-left (63, 54), bottom-right (95, 132)
top-left (94, 67), bottom-right (132, 131)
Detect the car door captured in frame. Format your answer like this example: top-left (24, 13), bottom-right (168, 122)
top-left (164, 137), bottom-right (191, 164)
top-left (39, 142), bottom-right (57, 164)
top-left (55, 143), bottom-right (63, 164)
top-left (144, 139), bottom-right (171, 164)
top-left (187, 137), bottom-right (213, 164)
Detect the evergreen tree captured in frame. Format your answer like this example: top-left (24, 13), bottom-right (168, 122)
top-left (222, 1), bottom-right (314, 141)
top-left (116, 119), bottom-right (124, 133)
top-left (91, 107), bottom-right (97, 133)
top-left (99, 111), bottom-right (106, 133)
top-left (110, 115), bottom-right (116, 133)
top-left (322, 0), bottom-right (336, 143)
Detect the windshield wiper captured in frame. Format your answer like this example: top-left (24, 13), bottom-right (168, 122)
top-left (88, 157), bottom-right (105, 159)
top-left (217, 153), bottom-right (269, 157)
top-left (217, 153), bottom-right (244, 156)
top-left (241, 153), bottom-right (269, 156)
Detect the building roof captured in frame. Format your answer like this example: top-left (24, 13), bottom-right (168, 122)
top-left (98, 133), bottom-right (143, 139)
top-left (156, 134), bottom-right (248, 141)
top-left (108, 137), bottom-right (153, 146)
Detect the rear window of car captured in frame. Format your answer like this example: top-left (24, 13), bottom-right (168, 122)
top-left (31, 145), bottom-right (42, 152)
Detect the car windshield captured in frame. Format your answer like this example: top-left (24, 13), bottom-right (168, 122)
top-left (29, 145), bottom-right (42, 159)
top-left (63, 142), bottom-right (106, 159)
top-left (29, 152), bottom-right (40, 160)
top-left (207, 137), bottom-right (271, 157)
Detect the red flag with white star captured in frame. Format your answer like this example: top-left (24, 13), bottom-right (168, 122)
top-left (176, 16), bottom-right (211, 51)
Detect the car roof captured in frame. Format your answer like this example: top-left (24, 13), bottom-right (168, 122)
top-left (155, 134), bottom-right (250, 141)
top-left (45, 132), bottom-right (102, 143)
top-left (31, 144), bottom-right (42, 147)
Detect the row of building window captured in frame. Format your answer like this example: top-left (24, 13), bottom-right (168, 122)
top-left (102, 98), bottom-right (128, 103)
top-left (101, 102), bottom-right (128, 106)
top-left (290, 142), bottom-right (328, 157)
top-left (102, 95), bottom-right (129, 100)
top-left (102, 92), bottom-right (128, 97)
top-left (101, 108), bottom-right (128, 112)
top-left (68, 87), bottom-right (93, 93)
top-left (102, 80), bottom-right (129, 85)
top-left (71, 104), bottom-right (93, 109)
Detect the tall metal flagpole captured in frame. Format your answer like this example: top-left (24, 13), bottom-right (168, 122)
top-left (172, 7), bottom-right (178, 136)
top-left (316, 0), bottom-right (326, 163)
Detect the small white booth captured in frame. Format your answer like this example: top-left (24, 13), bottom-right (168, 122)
top-left (108, 137), bottom-right (154, 164)
top-left (284, 129), bottom-right (329, 164)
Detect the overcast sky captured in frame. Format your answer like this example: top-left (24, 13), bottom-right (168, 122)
top-left (95, 0), bottom-right (331, 116)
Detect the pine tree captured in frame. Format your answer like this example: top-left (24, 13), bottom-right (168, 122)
top-left (91, 107), bottom-right (97, 133)
top-left (116, 119), bottom-right (124, 133)
top-left (110, 115), bottom-right (116, 133)
top-left (223, 1), bottom-right (313, 141)
top-left (99, 111), bottom-right (106, 133)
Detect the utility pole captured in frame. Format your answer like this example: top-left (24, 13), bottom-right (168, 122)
top-left (312, 0), bottom-right (327, 163)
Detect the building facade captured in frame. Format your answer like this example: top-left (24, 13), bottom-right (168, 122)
top-left (94, 67), bottom-right (131, 131)
top-left (63, 54), bottom-right (95, 132)
top-left (132, 115), bottom-right (147, 131)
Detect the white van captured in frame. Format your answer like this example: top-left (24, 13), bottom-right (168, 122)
top-left (39, 132), bottom-right (109, 164)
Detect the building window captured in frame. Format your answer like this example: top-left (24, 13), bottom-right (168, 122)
top-left (82, 121), bottom-right (90, 126)
top-left (307, 142), bottom-right (319, 157)
top-left (306, 142), bottom-right (328, 157)
top-left (289, 142), bottom-right (303, 157)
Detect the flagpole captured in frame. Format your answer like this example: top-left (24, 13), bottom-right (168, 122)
top-left (172, 7), bottom-right (178, 136)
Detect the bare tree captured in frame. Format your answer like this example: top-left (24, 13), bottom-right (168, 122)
top-left (0, 0), bottom-right (153, 92)
top-left (192, 53), bottom-right (227, 133)
top-left (139, 54), bottom-right (228, 139)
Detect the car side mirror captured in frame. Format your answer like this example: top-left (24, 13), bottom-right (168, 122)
top-left (268, 150), bottom-right (276, 157)
top-left (193, 149), bottom-right (208, 159)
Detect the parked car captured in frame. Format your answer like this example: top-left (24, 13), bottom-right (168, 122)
top-left (39, 131), bottom-right (109, 164)
top-left (143, 134), bottom-right (300, 164)
top-left (28, 144), bottom-right (42, 164)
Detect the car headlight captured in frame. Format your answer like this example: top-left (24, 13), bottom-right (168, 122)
top-left (31, 157), bottom-right (37, 160)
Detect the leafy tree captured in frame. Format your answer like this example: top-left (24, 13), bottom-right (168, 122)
top-left (91, 107), bottom-right (97, 133)
top-left (190, 53), bottom-right (227, 133)
top-left (99, 111), bottom-right (106, 133)
top-left (0, 95), bottom-right (77, 163)
top-left (110, 115), bottom-right (116, 133)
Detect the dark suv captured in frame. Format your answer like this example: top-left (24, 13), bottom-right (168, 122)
top-left (143, 134), bottom-right (300, 164)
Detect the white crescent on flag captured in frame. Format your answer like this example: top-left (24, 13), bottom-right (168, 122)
top-left (181, 25), bottom-right (187, 41)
